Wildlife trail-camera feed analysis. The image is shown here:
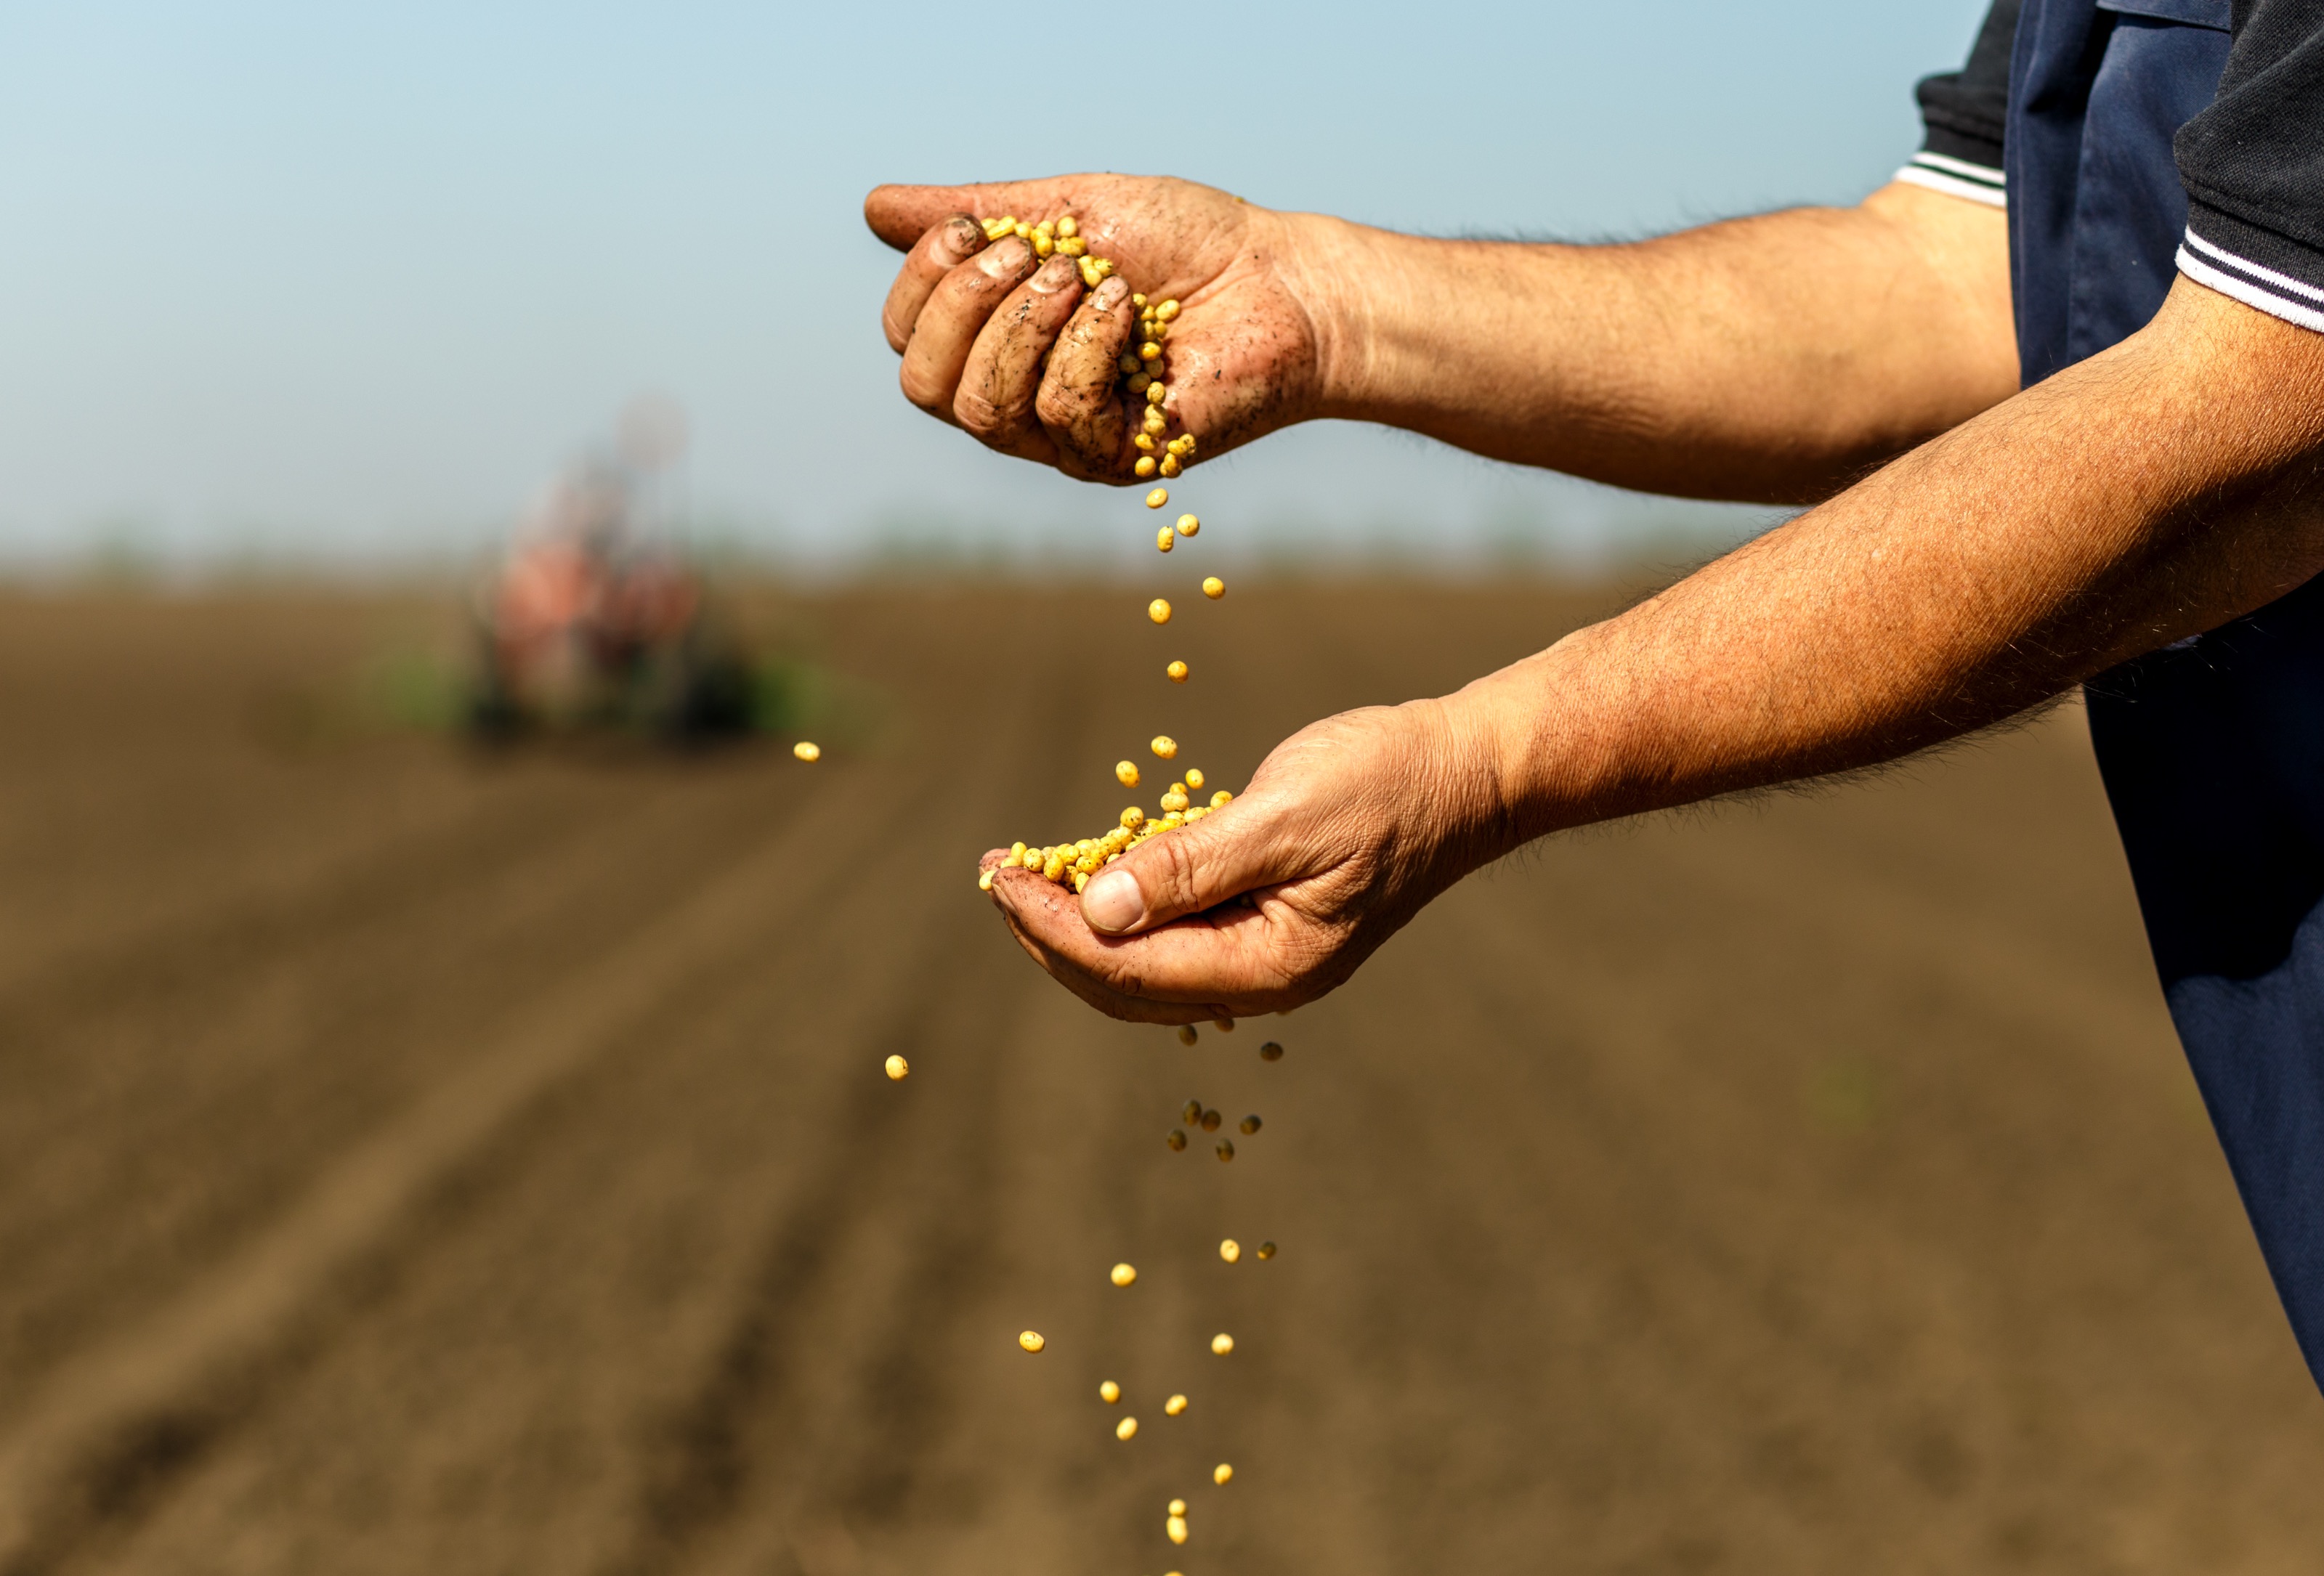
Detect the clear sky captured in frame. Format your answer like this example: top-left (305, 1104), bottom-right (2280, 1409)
top-left (0, 1), bottom-right (1991, 574)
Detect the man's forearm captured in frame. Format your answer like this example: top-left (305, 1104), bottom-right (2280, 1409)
top-left (1453, 278), bottom-right (2324, 845)
top-left (1287, 184), bottom-right (2018, 505)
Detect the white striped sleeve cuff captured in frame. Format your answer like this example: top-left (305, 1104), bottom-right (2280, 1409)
top-left (1893, 151), bottom-right (2006, 209)
top-left (2177, 228), bottom-right (2324, 336)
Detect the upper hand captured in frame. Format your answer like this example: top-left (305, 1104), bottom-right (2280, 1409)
top-left (864, 174), bottom-right (1327, 482)
top-left (979, 696), bottom-right (1510, 1023)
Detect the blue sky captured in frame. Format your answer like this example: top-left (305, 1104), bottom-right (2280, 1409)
top-left (0, 1), bottom-right (1991, 572)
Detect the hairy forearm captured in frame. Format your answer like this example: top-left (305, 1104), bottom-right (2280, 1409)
top-left (1288, 184), bottom-right (2017, 505)
top-left (1449, 278), bottom-right (2324, 845)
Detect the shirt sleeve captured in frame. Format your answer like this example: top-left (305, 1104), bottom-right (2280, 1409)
top-left (1898, 0), bottom-right (2020, 208)
top-left (2174, 0), bottom-right (2324, 332)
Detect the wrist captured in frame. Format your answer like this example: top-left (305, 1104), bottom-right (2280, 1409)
top-left (1274, 211), bottom-right (1402, 422)
top-left (1443, 627), bottom-right (1642, 853)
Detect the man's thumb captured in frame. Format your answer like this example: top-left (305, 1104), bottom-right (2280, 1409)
top-left (1079, 810), bottom-right (1271, 935)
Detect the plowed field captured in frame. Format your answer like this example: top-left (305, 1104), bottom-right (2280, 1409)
top-left (0, 582), bottom-right (2318, 1576)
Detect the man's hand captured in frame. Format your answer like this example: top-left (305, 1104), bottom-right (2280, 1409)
top-left (865, 175), bottom-right (1328, 482)
top-left (979, 698), bottom-right (1508, 1023)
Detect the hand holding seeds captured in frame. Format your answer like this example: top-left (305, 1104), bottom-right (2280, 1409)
top-left (864, 174), bottom-right (1325, 483)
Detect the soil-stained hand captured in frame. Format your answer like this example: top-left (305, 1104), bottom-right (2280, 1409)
top-left (979, 699), bottom-right (1509, 1023)
top-left (865, 174), bottom-right (1327, 482)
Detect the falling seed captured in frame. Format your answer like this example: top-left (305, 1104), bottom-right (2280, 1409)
top-left (1186, 768), bottom-right (1207, 790)
top-left (1257, 1241), bottom-right (1276, 1260)
top-left (1215, 1140), bottom-right (1234, 1161)
top-left (1165, 1394), bottom-right (1189, 1416)
top-left (1117, 760), bottom-right (1142, 787)
top-left (1181, 1100), bottom-right (1203, 1124)
top-left (1146, 487), bottom-right (1169, 509)
top-left (1214, 1463), bottom-right (1234, 1485)
top-left (883, 1055), bottom-right (910, 1081)
top-left (1219, 1238), bottom-right (1241, 1263)
top-left (1111, 1262), bottom-right (1138, 1287)
top-left (1166, 1515), bottom-right (1189, 1545)
top-left (1211, 1333), bottom-right (1235, 1355)
top-left (1213, 1018), bottom-right (1234, 1033)
top-left (1239, 1114), bottom-right (1262, 1134)
top-left (1167, 1129), bottom-right (1188, 1150)
top-left (1177, 1025), bottom-right (1199, 1047)
top-left (1168, 1498), bottom-right (1188, 1518)
top-left (1199, 1108), bottom-right (1222, 1132)
top-left (1176, 513), bottom-right (1199, 537)
top-left (1156, 526), bottom-right (1175, 553)
top-left (1202, 577), bottom-right (1224, 599)
top-left (1151, 735), bottom-right (1179, 759)
top-left (1260, 1041), bottom-right (1284, 1061)
top-left (1149, 598), bottom-right (1173, 625)
top-left (1166, 660), bottom-right (1189, 682)
top-left (1019, 1331), bottom-right (1046, 1354)
top-left (793, 741), bottom-right (822, 762)
top-left (1101, 1380), bottom-right (1122, 1404)
top-left (1117, 1415), bottom-right (1139, 1440)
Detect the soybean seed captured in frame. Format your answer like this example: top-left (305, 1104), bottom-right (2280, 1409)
top-left (1177, 1025), bottom-right (1199, 1047)
top-left (1119, 353), bottom-right (1142, 376)
top-left (1139, 341), bottom-right (1162, 361)
top-left (1159, 455), bottom-right (1181, 478)
top-left (1157, 527), bottom-right (1175, 553)
top-left (1213, 1018), bottom-right (1234, 1032)
top-left (1185, 768), bottom-right (1205, 789)
top-left (1199, 1108), bottom-right (1222, 1132)
top-left (977, 869), bottom-right (993, 891)
top-left (1168, 1498), bottom-right (1188, 1517)
top-left (1127, 372), bottom-right (1151, 394)
top-left (1135, 456), bottom-right (1158, 478)
top-left (1182, 1099), bottom-right (1204, 1124)
top-left (1260, 1040), bottom-right (1284, 1060)
top-left (1100, 1379), bottom-right (1120, 1403)
top-left (1166, 659), bottom-right (1189, 682)
top-left (1133, 432), bottom-right (1157, 452)
top-left (1216, 1139), bottom-right (1234, 1161)
top-left (1117, 760), bottom-right (1141, 787)
top-left (1157, 298), bottom-right (1181, 321)
top-left (1151, 734), bottom-right (1178, 758)
top-left (1146, 381), bottom-right (1167, 406)
top-left (1165, 1394), bottom-right (1189, 1416)
top-left (1110, 1262), bottom-right (1138, 1287)
top-left (1019, 1330), bottom-right (1045, 1354)
top-left (1057, 215), bottom-right (1079, 237)
top-left (1149, 599), bottom-right (1172, 625)
top-left (1214, 1463), bottom-right (1234, 1485)
top-left (1117, 1416), bottom-right (1139, 1440)
top-left (1211, 1332), bottom-right (1235, 1355)
top-left (793, 741), bottom-right (821, 762)
top-left (1167, 1129), bottom-right (1187, 1150)
top-left (1220, 1238), bottom-right (1241, 1263)
top-left (1166, 1516), bottom-right (1189, 1545)
top-left (1202, 576), bottom-right (1225, 599)
top-left (1176, 513), bottom-right (1199, 537)
top-left (1240, 1114), bottom-right (1262, 1134)
top-left (1132, 293), bottom-right (1148, 309)
top-left (1257, 1240), bottom-right (1276, 1259)
top-left (1143, 409), bottom-right (1168, 435)
top-left (884, 1055), bottom-right (909, 1081)
top-left (1211, 789), bottom-right (1234, 808)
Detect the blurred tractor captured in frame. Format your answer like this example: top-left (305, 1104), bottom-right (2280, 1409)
top-left (469, 401), bottom-right (757, 741)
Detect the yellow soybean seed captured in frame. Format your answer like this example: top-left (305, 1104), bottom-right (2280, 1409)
top-left (1185, 768), bottom-right (1205, 789)
top-left (1019, 1330), bottom-right (1045, 1353)
top-left (1159, 455), bottom-right (1181, 478)
top-left (1257, 1240), bottom-right (1277, 1259)
top-left (1220, 1238), bottom-right (1241, 1262)
top-left (977, 869), bottom-right (994, 891)
top-left (1146, 381), bottom-right (1167, 406)
top-left (793, 741), bottom-right (821, 762)
top-left (1135, 456), bottom-right (1158, 479)
top-left (1143, 409), bottom-right (1168, 435)
top-left (1121, 805), bottom-right (1146, 830)
top-left (1134, 433), bottom-right (1157, 453)
top-left (1177, 1025), bottom-right (1199, 1047)
top-left (1216, 1139), bottom-right (1234, 1161)
top-left (1080, 259), bottom-right (1104, 288)
top-left (1117, 760), bottom-right (1141, 787)
top-left (884, 1054), bottom-right (910, 1081)
top-left (1211, 1332), bottom-right (1235, 1355)
top-left (1157, 298), bottom-right (1181, 320)
top-left (1146, 487), bottom-right (1169, 508)
top-left (1167, 1128), bottom-right (1187, 1150)
top-left (1181, 1099), bottom-right (1203, 1124)
top-left (1260, 1039), bottom-right (1283, 1060)
top-left (1032, 232), bottom-right (1053, 257)
top-left (1132, 293), bottom-right (1148, 309)
top-left (1013, 222), bottom-right (1032, 239)
top-left (1148, 599), bottom-right (1173, 626)
top-left (1199, 1108), bottom-right (1221, 1131)
top-left (1166, 1516), bottom-right (1189, 1545)
top-left (1139, 341), bottom-right (1162, 362)
top-left (1059, 236), bottom-right (1087, 256)
top-left (1110, 1262), bottom-right (1138, 1287)
top-left (1157, 527), bottom-right (1175, 553)
top-left (1127, 372), bottom-right (1151, 394)
top-left (1043, 851), bottom-right (1066, 881)
top-left (1211, 789), bottom-right (1233, 808)
top-left (1151, 734), bottom-right (1178, 757)
top-left (1165, 1394), bottom-right (1188, 1416)
top-left (1240, 1113), bottom-right (1262, 1134)
top-left (1202, 576), bottom-right (1225, 598)
top-left (1057, 215), bottom-right (1079, 237)
top-left (1169, 1498), bottom-right (1188, 1517)
top-left (1119, 352), bottom-right (1143, 376)
top-left (1176, 513), bottom-right (1199, 536)
top-left (1117, 1416), bottom-right (1139, 1440)
top-left (1100, 1378), bottom-right (1120, 1403)
top-left (1167, 660), bottom-right (1189, 682)
top-left (1159, 789), bottom-right (1189, 814)
top-left (1214, 1463), bottom-right (1234, 1485)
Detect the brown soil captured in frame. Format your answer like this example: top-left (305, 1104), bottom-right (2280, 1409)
top-left (0, 581), bottom-right (2317, 1576)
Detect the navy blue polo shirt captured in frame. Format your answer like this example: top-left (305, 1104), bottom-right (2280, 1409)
top-left (1909, 0), bottom-right (2324, 1391)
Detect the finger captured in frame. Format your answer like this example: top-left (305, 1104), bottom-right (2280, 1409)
top-left (899, 236), bottom-right (1040, 422)
top-left (999, 866), bottom-right (1316, 1014)
top-left (882, 214), bottom-right (986, 355)
top-left (864, 179), bottom-right (1082, 251)
top-left (1079, 799), bottom-right (1298, 936)
top-left (1036, 275), bottom-right (1140, 479)
top-left (989, 867), bottom-right (1252, 1022)
top-left (955, 254), bottom-right (1085, 460)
